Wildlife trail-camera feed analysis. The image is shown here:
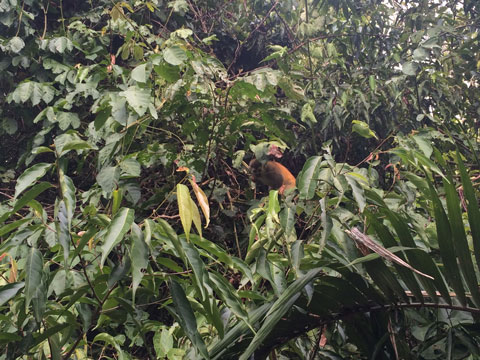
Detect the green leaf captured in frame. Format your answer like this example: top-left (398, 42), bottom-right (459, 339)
top-left (369, 75), bottom-right (376, 92)
top-left (209, 272), bottom-right (250, 325)
top-left (48, 36), bottom-right (74, 53)
top-left (119, 158), bottom-right (141, 177)
top-left (297, 156), bottom-right (322, 200)
top-left (440, 163), bottom-right (480, 307)
top-left (1, 117), bottom-right (18, 134)
top-left (120, 85), bottom-right (150, 116)
top-left (0, 218), bottom-right (32, 237)
top-left (53, 132), bottom-right (94, 157)
top-left (170, 280), bottom-right (209, 359)
top-left (56, 111), bottom-right (81, 130)
top-left (14, 163), bottom-right (53, 199)
top-left (131, 223), bottom-right (148, 303)
top-left (0, 182), bottom-right (52, 223)
top-left (96, 165), bottom-right (120, 194)
top-left (401, 61), bottom-right (418, 76)
top-left (92, 333), bottom-right (125, 359)
top-left (94, 107), bottom-right (111, 130)
top-left (11, 82), bottom-right (55, 105)
top-left (9, 36), bottom-right (25, 53)
top-left (163, 46), bottom-right (187, 65)
top-left (426, 172), bottom-right (464, 303)
top-left (413, 47), bottom-right (429, 61)
top-left (57, 201), bottom-right (71, 265)
top-left (100, 208), bottom-right (135, 268)
top-left (239, 268), bottom-right (322, 360)
top-left (0, 282), bottom-right (24, 306)
top-left (209, 303), bottom-right (272, 358)
top-left (384, 209), bottom-right (450, 302)
top-left (131, 63), bottom-right (148, 83)
top-left (457, 151), bottom-right (480, 276)
top-left (59, 170), bottom-right (76, 226)
top-left (25, 247), bottom-right (43, 310)
top-left (154, 328), bottom-right (174, 358)
top-left (301, 102), bottom-right (317, 124)
top-left (345, 174), bottom-right (366, 212)
top-left (351, 120), bottom-right (378, 139)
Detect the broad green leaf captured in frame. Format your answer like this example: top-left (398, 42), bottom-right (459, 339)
top-left (48, 36), bottom-right (74, 53)
top-left (401, 61), bottom-right (418, 75)
top-left (174, 28), bottom-right (193, 39)
top-left (32, 277), bottom-right (46, 322)
top-left (94, 107), bottom-right (111, 130)
top-left (154, 328), bottom-right (173, 358)
top-left (297, 156), bottom-right (322, 200)
top-left (279, 204), bottom-right (296, 243)
top-left (119, 158), bottom-right (141, 177)
top-left (0, 282), bottom-right (24, 306)
top-left (107, 258), bottom-right (131, 288)
top-left (239, 268), bottom-right (322, 360)
top-left (57, 201), bottom-right (71, 265)
top-left (131, 63), bottom-right (148, 83)
top-left (170, 280), bottom-right (209, 359)
top-left (180, 237), bottom-right (223, 337)
top-left (14, 163), bottom-right (53, 199)
top-left (96, 165), bottom-right (120, 194)
top-left (2, 117), bottom-right (17, 134)
top-left (9, 36), bottom-right (25, 53)
top-left (163, 46), bottom-right (187, 65)
top-left (54, 132), bottom-right (94, 157)
top-left (100, 208), bottom-right (135, 268)
top-left (25, 247), bottom-right (43, 310)
top-left (56, 111), bottom-right (80, 130)
top-left (345, 174), bottom-right (366, 212)
top-left (59, 170), bottom-right (76, 227)
top-left (10, 82), bottom-right (54, 105)
top-left (120, 85), bottom-right (150, 116)
top-left (131, 223), bottom-right (148, 303)
top-left (413, 47), bottom-right (429, 60)
top-left (301, 102), bottom-right (316, 124)
top-left (352, 120), bottom-right (378, 139)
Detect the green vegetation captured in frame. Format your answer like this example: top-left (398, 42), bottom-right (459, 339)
top-left (1, 0), bottom-right (480, 359)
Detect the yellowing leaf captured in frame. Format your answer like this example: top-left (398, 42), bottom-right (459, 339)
top-left (177, 184), bottom-right (192, 241)
top-left (189, 178), bottom-right (210, 227)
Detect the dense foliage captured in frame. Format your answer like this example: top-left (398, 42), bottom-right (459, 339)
top-left (1, 0), bottom-right (480, 359)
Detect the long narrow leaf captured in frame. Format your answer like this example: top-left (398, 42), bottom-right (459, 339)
top-left (170, 280), bottom-right (209, 359)
top-left (239, 268), bottom-right (321, 360)
top-left (425, 176), bottom-right (464, 305)
top-left (457, 151), bottom-right (480, 277)
top-left (442, 164), bottom-right (480, 307)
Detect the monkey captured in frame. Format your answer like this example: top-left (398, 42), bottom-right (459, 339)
top-left (249, 159), bottom-right (296, 195)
